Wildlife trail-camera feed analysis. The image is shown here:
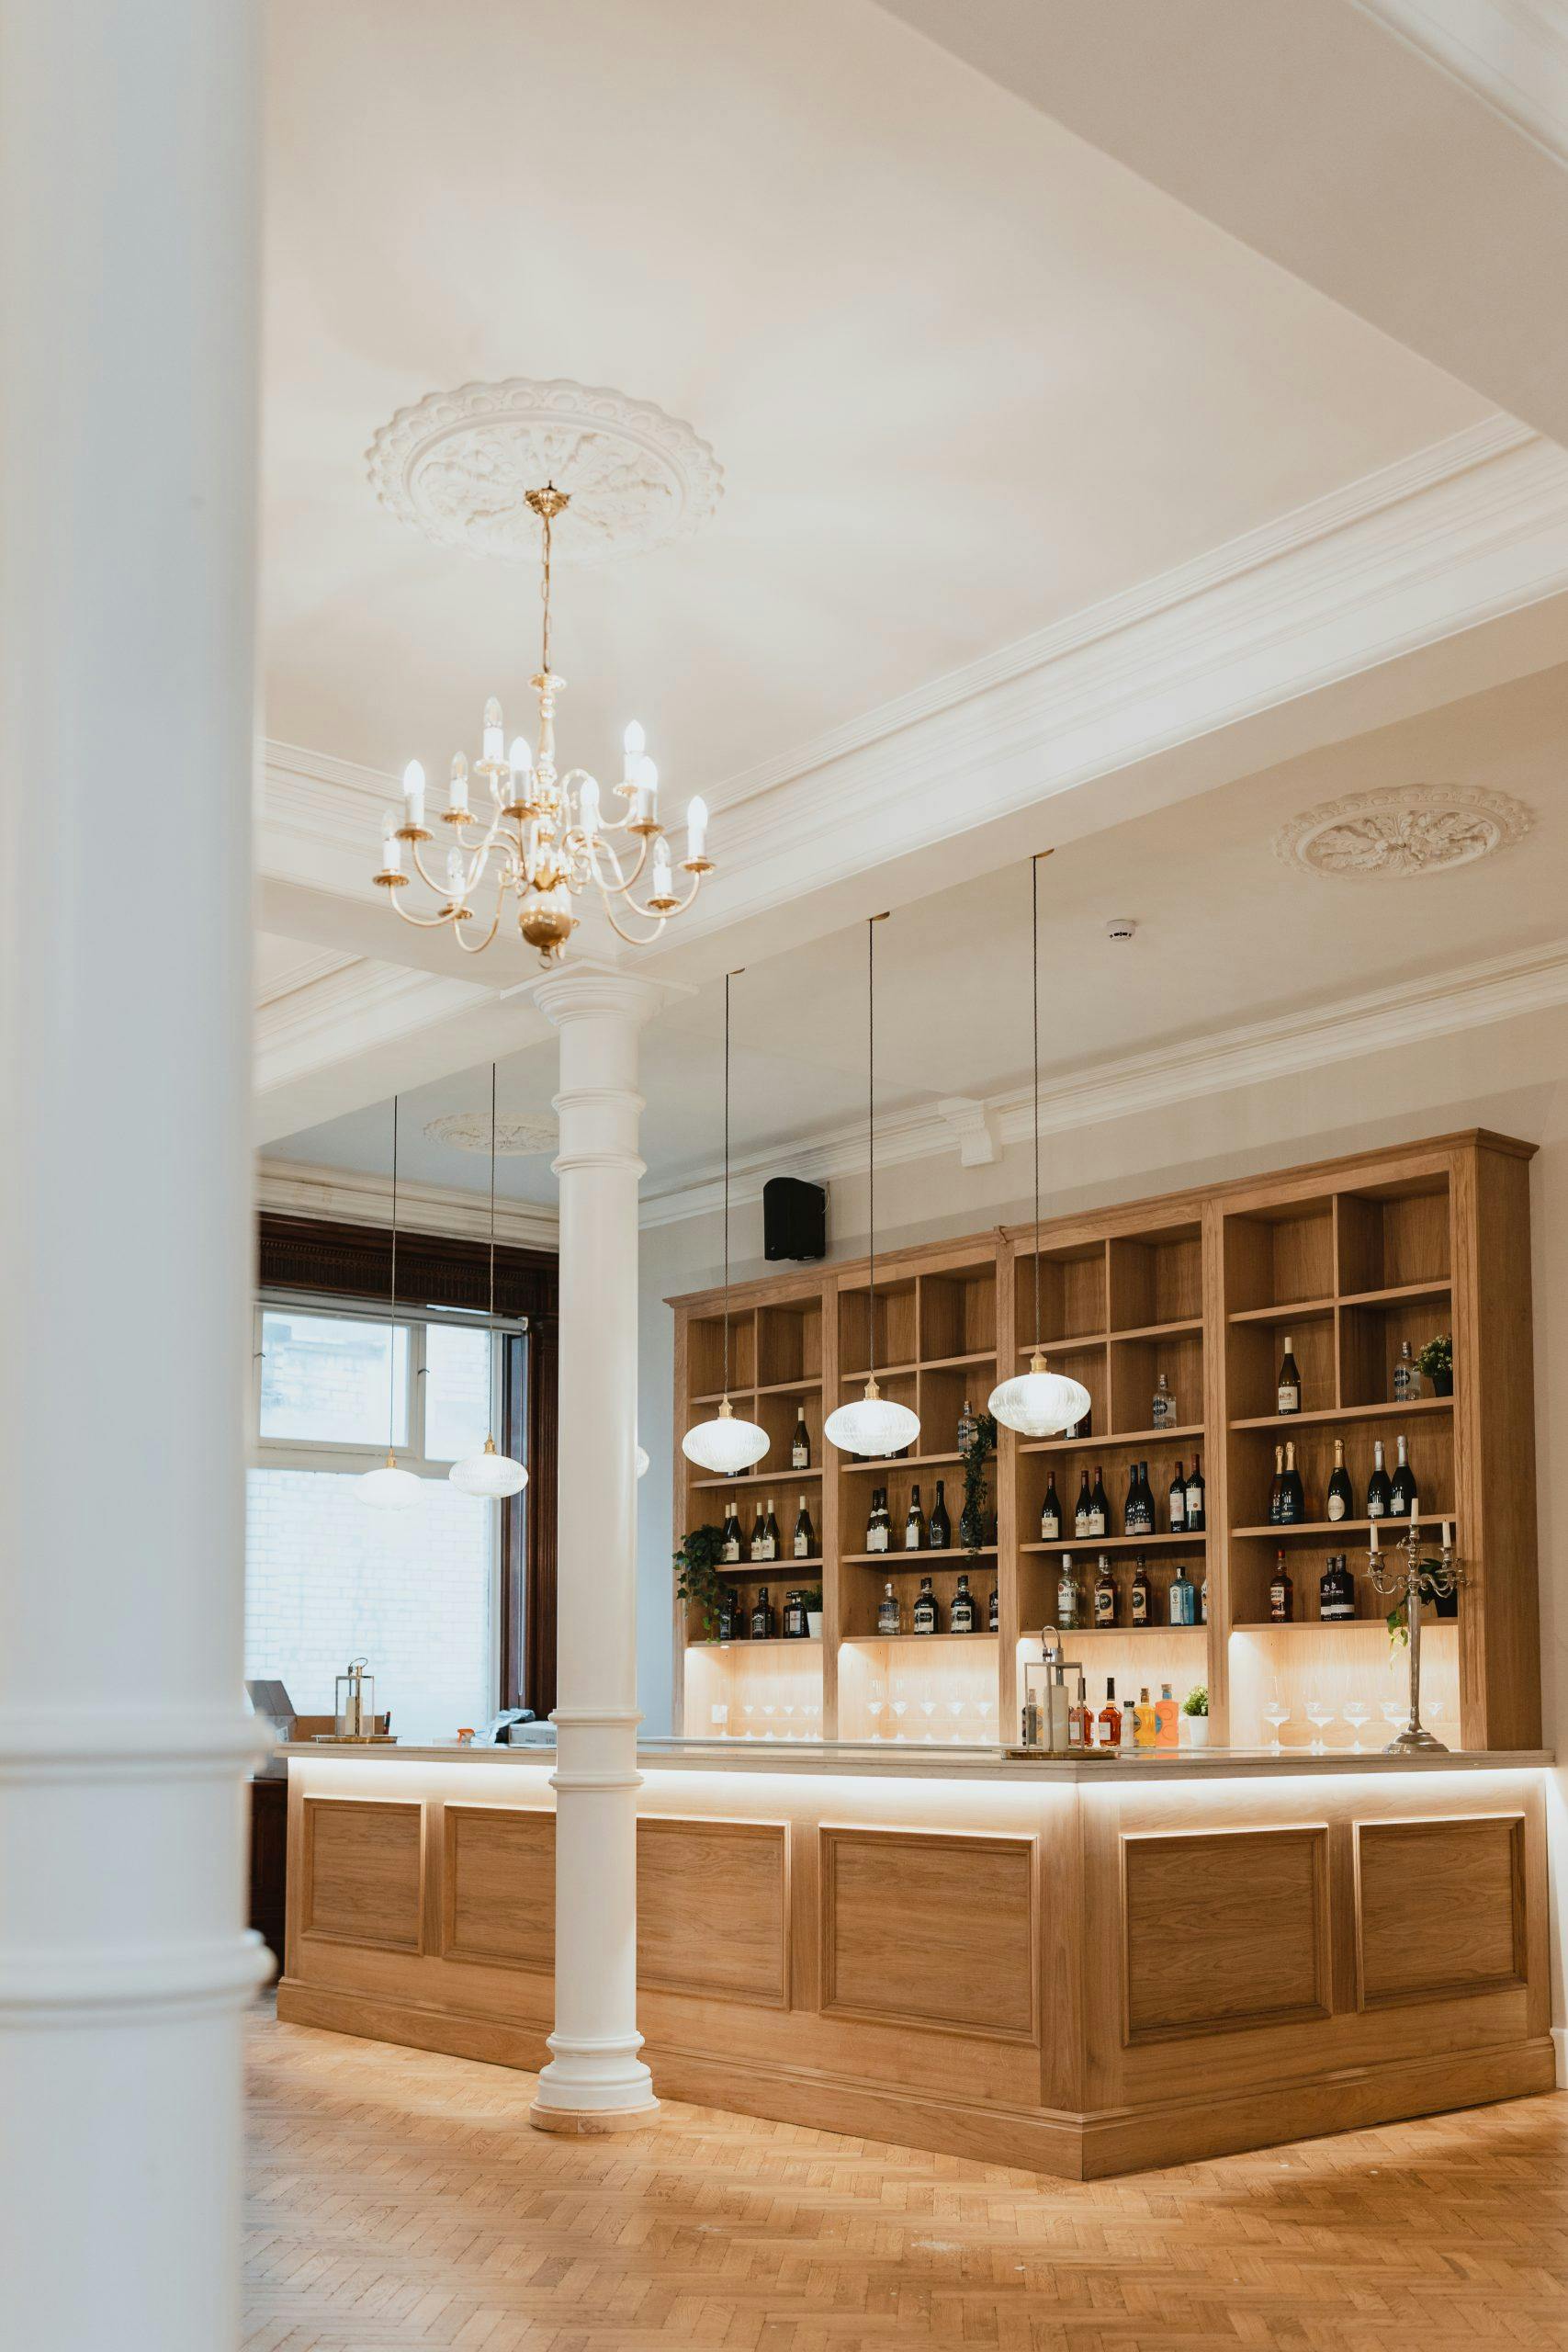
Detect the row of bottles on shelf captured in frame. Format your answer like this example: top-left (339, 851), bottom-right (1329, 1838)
top-left (876, 1573), bottom-right (998, 1635)
top-left (1056, 1551), bottom-right (1205, 1630)
top-left (715, 1586), bottom-right (818, 1642)
top-left (1267, 1434), bottom-right (1419, 1525)
top-left (720, 1496), bottom-right (816, 1562)
top-left (1274, 1335), bottom-right (1444, 1415)
top-left (1023, 1673), bottom-right (1195, 1751)
top-left (864, 1480), bottom-right (953, 1551)
top-left (1267, 1544), bottom-right (1459, 1623)
top-left (1043, 1454), bottom-right (1206, 1540)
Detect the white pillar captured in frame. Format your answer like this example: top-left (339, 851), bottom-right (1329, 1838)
top-left (530, 968), bottom-right (666, 2129)
top-left (0, 4), bottom-right (264, 2344)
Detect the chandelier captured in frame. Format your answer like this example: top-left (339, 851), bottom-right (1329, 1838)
top-left (373, 483), bottom-right (713, 967)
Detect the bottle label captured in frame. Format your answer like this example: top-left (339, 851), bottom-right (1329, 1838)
top-left (1170, 1585), bottom-right (1195, 1626)
top-left (722, 1540), bottom-right (740, 1563)
top-left (1041, 1510), bottom-right (1059, 1538)
top-left (793, 1444), bottom-right (808, 1467)
top-left (1368, 1497), bottom-right (1385, 1519)
top-left (905, 1528), bottom-right (921, 1548)
top-left (1131, 1589), bottom-right (1148, 1624)
top-left (1094, 1588), bottom-right (1115, 1625)
top-left (1327, 1492), bottom-right (1345, 1521)
top-left (1170, 1495), bottom-right (1186, 1529)
top-left (1088, 1507), bottom-right (1106, 1535)
top-left (867, 1528), bottom-right (886, 1552)
top-left (795, 1533), bottom-right (809, 1558)
top-left (1278, 1384), bottom-right (1299, 1412)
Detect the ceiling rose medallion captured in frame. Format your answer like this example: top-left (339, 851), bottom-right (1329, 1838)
top-left (1273, 786), bottom-right (1534, 880)
top-left (424, 1112), bottom-right (558, 1157)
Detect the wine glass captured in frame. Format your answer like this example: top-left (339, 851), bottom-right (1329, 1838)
top-left (976, 1697), bottom-right (995, 1744)
top-left (946, 1692), bottom-right (965, 1743)
top-left (1262, 1695), bottom-right (1290, 1751)
top-left (740, 1702), bottom-right (756, 1740)
top-left (919, 1680), bottom-right (938, 1741)
top-left (710, 1702), bottom-right (729, 1739)
top-left (1343, 1693), bottom-right (1371, 1750)
top-left (1304, 1692), bottom-right (1333, 1752)
top-left (1382, 1696), bottom-right (1404, 1737)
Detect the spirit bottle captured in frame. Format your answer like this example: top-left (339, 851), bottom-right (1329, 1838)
top-left (1118, 1683), bottom-right (1137, 1750)
top-left (750, 1587), bottom-right (775, 1639)
top-left (1199, 1568), bottom-right (1209, 1623)
top-left (929, 1479), bottom-right (952, 1549)
top-left (1089, 1464), bottom-right (1111, 1537)
top-left (950, 1572), bottom-right (976, 1633)
top-left (1133, 1687), bottom-right (1158, 1749)
top-left (904, 1484), bottom-right (927, 1550)
top-left (1184, 1453), bottom-right (1205, 1532)
top-left (1278, 1336), bottom-right (1301, 1414)
top-left (720, 1507), bottom-right (742, 1565)
top-left (1393, 1340), bottom-right (1416, 1405)
top-left (876, 1581), bottom-right (902, 1634)
top-left (866, 1488), bottom-right (889, 1552)
top-left (1168, 1560), bottom-right (1197, 1626)
top-left (792, 1411), bottom-right (811, 1469)
top-left (956, 1396), bottom-right (978, 1452)
top-left (1318, 1551), bottom-right (1355, 1623)
top-left (1168, 1461), bottom-right (1187, 1532)
top-left (1278, 1441), bottom-right (1305, 1526)
top-left (1056, 1552), bottom-right (1080, 1630)
top-left (913, 1576), bottom-right (939, 1634)
top-left (1067, 1672), bottom-right (1089, 1750)
top-left (782, 1589), bottom-right (807, 1639)
top-left (1366, 1439), bottom-right (1393, 1521)
top-left (987, 1584), bottom-right (999, 1633)
top-left (1269, 1548), bottom-right (1293, 1623)
top-left (716, 1589), bottom-right (742, 1643)
top-left (1325, 1438), bottom-right (1354, 1524)
top-left (1130, 1553), bottom-right (1152, 1626)
top-left (1388, 1433), bottom-right (1416, 1519)
top-left (793, 1497), bottom-right (816, 1559)
top-left (1151, 1371), bottom-right (1176, 1429)
top-left (1040, 1471), bottom-right (1062, 1540)
top-left (1155, 1683), bottom-right (1179, 1747)
top-left (1097, 1677), bottom-right (1122, 1747)
top-left (1093, 1554), bottom-right (1118, 1626)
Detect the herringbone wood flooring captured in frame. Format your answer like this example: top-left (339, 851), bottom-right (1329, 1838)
top-left (245, 2003), bottom-right (1568, 2351)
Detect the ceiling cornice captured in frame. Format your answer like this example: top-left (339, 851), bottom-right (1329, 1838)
top-left (637, 933), bottom-right (1568, 1227)
top-left (254, 956), bottom-right (491, 1094)
top-left (255, 1156), bottom-right (559, 1251)
top-left (1356, 1), bottom-right (1568, 170)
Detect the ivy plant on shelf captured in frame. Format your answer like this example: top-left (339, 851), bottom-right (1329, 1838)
top-left (674, 1523), bottom-right (728, 1641)
top-left (959, 1409), bottom-right (998, 1557)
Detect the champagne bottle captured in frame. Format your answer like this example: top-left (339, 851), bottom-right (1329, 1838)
top-left (913, 1575), bottom-right (939, 1634)
top-left (1089, 1464), bottom-right (1111, 1537)
top-left (1366, 1439), bottom-right (1393, 1521)
top-left (1278, 1336), bottom-right (1301, 1414)
top-left (929, 1479), bottom-right (952, 1550)
top-left (720, 1506), bottom-right (742, 1565)
top-left (904, 1483), bottom-right (927, 1550)
top-left (1074, 1469), bottom-right (1094, 1537)
top-left (1184, 1453), bottom-right (1206, 1533)
top-left (1130, 1552), bottom-right (1151, 1626)
top-left (1152, 1370), bottom-right (1176, 1429)
top-left (750, 1586), bottom-right (776, 1639)
top-left (1057, 1552), bottom-right (1079, 1630)
top-left (876, 1580), bottom-right (902, 1634)
top-left (1168, 1461), bottom-right (1188, 1532)
top-left (1388, 1433), bottom-right (1417, 1519)
top-left (1326, 1438), bottom-right (1354, 1524)
top-left (1040, 1471), bottom-right (1062, 1541)
top-left (763, 1499), bottom-right (781, 1559)
top-left (951, 1572), bottom-right (976, 1634)
top-left (1279, 1440), bottom-right (1305, 1526)
top-left (1093, 1553), bottom-right (1117, 1626)
top-left (1269, 1549), bottom-right (1292, 1623)
top-left (793, 1496), bottom-right (815, 1560)
top-left (791, 1411), bottom-right (810, 1470)
top-left (866, 1487), bottom-right (888, 1553)
top-left (1269, 1442), bottom-right (1285, 1525)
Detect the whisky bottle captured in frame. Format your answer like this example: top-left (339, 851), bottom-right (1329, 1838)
top-left (782, 1589), bottom-right (807, 1639)
top-left (1057, 1552), bottom-right (1079, 1630)
top-left (951, 1572), bottom-right (976, 1633)
top-left (1040, 1470), bottom-right (1062, 1540)
top-left (876, 1580), bottom-right (902, 1635)
top-left (1089, 1464), bottom-right (1111, 1537)
top-left (1388, 1433), bottom-right (1416, 1519)
top-left (750, 1587), bottom-right (775, 1639)
top-left (720, 1507), bottom-right (742, 1565)
top-left (716, 1589), bottom-right (742, 1643)
top-left (956, 1396), bottom-right (978, 1452)
top-left (1326, 1438), bottom-right (1354, 1524)
top-left (792, 1411), bottom-right (811, 1470)
top-left (1168, 1560), bottom-right (1197, 1626)
top-left (904, 1484), bottom-right (927, 1549)
top-left (1269, 1548), bottom-right (1292, 1623)
top-left (866, 1488), bottom-right (889, 1552)
top-left (1318, 1551), bottom-right (1354, 1623)
top-left (1074, 1469), bottom-right (1093, 1537)
top-left (1130, 1552), bottom-right (1151, 1626)
top-left (1154, 1683), bottom-right (1179, 1748)
top-left (793, 1496), bottom-right (816, 1559)
top-left (929, 1479), bottom-right (952, 1549)
top-left (1278, 1336), bottom-right (1301, 1414)
top-left (1152, 1371), bottom-right (1176, 1429)
top-left (1097, 1677), bottom-right (1122, 1748)
top-left (1279, 1441), bottom-right (1305, 1526)
top-left (1366, 1439), bottom-right (1393, 1521)
top-left (1269, 1443), bottom-right (1285, 1525)
top-left (1093, 1553), bottom-right (1117, 1626)
top-left (913, 1576), bottom-right (939, 1634)
top-left (750, 1503), bottom-right (768, 1561)
top-left (987, 1584), bottom-right (999, 1633)
top-left (1393, 1340), bottom-right (1416, 1405)
top-left (1133, 1687), bottom-right (1158, 1749)
top-left (763, 1499), bottom-right (782, 1558)
top-left (1168, 1461), bottom-right (1187, 1532)
top-left (1184, 1453), bottom-right (1206, 1533)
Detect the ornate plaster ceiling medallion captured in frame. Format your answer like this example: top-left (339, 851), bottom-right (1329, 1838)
top-left (423, 1111), bottom-right (558, 1157)
top-left (366, 377), bottom-right (724, 565)
top-left (1273, 786), bottom-right (1535, 880)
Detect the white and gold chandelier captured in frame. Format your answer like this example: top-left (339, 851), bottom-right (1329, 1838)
top-left (373, 483), bottom-right (712, 967)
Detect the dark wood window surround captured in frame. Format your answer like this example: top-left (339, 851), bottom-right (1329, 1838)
top-left (257, 1213), bottom-right (558, 1717)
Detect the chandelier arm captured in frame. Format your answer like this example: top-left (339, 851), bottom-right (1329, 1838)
top-left (389, 896), bottom-right (464, 932)
top-left (408, 840), bottom-right (456, 897)
top-left (451, 899), bottom-right (507, 956)
top-left (614, 868), bottom-right (703, 923)
top-left (597, 902), bottom-right (671, 950)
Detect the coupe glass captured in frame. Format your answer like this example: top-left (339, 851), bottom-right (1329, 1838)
top-left (1262, 1697), bottom-right (1290, 1751)
top-left (1304, 1693), bottom-right (1333, 1752)
top-left (1343, 1693), bottom-right (1371, 1749)
top-left (1382, 1696), bottom-right (1404, 1735)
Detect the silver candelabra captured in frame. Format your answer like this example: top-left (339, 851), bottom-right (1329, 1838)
top-left (1366, 1510), bottom-right (1462, 1752)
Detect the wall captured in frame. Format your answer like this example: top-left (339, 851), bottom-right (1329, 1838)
top-left (636, 1000), bottom-right (1568, 2065)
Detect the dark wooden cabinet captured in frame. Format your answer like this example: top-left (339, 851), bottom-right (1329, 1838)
top-left (249, 1775), bottom-right (288, 1976)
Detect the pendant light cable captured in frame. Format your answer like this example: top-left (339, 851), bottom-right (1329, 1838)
top-left (867, 915), bottom-right (878, 1380)
top-left (679, 974), bottom-right (768, 1474)
top-left (488, 1062), bottom-right (498, 1319)
top-left (1032, 852), bottom-right (1042, 1348)
top-left (722, 969), bottom-right (732, 1396)
top-left (389, 1092), bottom-right (400, 1451)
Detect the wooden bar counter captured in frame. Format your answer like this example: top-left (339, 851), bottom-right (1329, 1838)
top-left (276, 1738), bottom-right (1554, 2179)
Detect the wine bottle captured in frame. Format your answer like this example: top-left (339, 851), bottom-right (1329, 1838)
top-left (1168, 1560), bottom-right (1197, 1626)
top-left (1074, 1468), bottom-right (1094, 1538)
top-left (1122, 1462), bottom-right (1149, 1537)
top-left (793, 1496), bottom-right (815, 1559)
top-left (750, 1586), bottom-right (776, 1639)
top-left (1093, 1553), bottom-right (1117, 1626)
top-left (1089, 1464), bottom-right (1111, 1537)
top-left (951, 1572), bottom-right (976, 1634)
top-left (866, 1487), bottom-right (888, 1553)
top-left (913, 1576), bottom-right (939, 1635)
top-left (876, 1580), bottom-right (902, 1634)
top-left (929, 1478), bottom-right (952, 1550)
top-left (1056, 1552), bottom-right (1079, 1631)
top-left (1388, 1433), bottom-right (1416, 1519)
top-left (750, 1503), bottom-right (768, 1561)
top-left (791, 1411), bottom-right (810, 1470)
top-left (1040, 1471), bottom-right (1062, 1541)
top-left (720, 1506), bottom-right (742, 1565)
top-left (905, 1484), bottom-right (927, 1550)
top-left (1269, 1549), bottom-right (1292, 1623)
top-left (763, 1499), bottom-right (782, 1559)
top-left (1325, 1438), bottom-right (1354, 1524)
top-left (1269, 1442), bottom-right (1285, 1525)
top-left (1185, 1453), bottom-right (1205, 1533)
top-left (1130, 1552), bottom-right (1151, 1626)
top-left (1278, 1336), bottom-right (1301, 1415)
top-left (1366, 1439), bottom-right (1393, 1521)
top-left (1151, 1371), bottom-right (1176, 1429)
top-left (1279, 1440), bottom-right (1305, 1526)
top-left (1393, 1340), bottom-right (1416, 1406)
top-left (1072, 1401), bottom-right (1093, 1439)
top-left (1168, 1461), bottom-right (1187, 1532)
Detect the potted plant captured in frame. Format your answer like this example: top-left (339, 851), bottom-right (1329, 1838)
top-left (1181, 1685), bottom-right (1210, 1747)
top-left (801, 1585), bottom-right (824, 1640)
top-left (959, 1409), bottom-right (998, 1554)
top-left (1416, 1331), bottom-right (1453, 1396)
top-left (673, 1524), bottom-right (728, 1641)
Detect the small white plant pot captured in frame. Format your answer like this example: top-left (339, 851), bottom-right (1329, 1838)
top-left (807, 1612), bottom-right (823, 1640)
top-left (1183, 1716), bottom-right (1210, 1748)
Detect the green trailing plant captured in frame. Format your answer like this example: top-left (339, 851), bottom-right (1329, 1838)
top-left (1181, 1684), bottom-right (1209, 1719)
top-left (674, 1523), bottom-right (728, 1640)
top-left (1386, 1561), bottom-right (1450, 1650)
top-left (959, 1409), bottom-right (998, 1556)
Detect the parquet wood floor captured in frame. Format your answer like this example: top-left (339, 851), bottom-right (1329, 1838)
top-left (245, 2002), bottom-right (1568, 2352)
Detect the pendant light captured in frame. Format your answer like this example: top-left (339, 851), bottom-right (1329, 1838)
top-left (682, 971), bottom-right (769, 1475)
top-left (357, 1095), bottom-right (423, 1509)
top-left (988, 854), bottom-right (1090, 1440)
top-left (826, 914), bottom-right (921, 1458)
top-left (450, 1065), bottom-right (529, 1498)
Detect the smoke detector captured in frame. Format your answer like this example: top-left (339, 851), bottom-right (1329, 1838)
top-left (1105, 917), bottom-right (1137, 943)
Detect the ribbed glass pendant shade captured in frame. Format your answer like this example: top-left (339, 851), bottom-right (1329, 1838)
top-left (357, 1452), bottom-right (423, 1510)
top-left (825, 1376), bottom-right (921, 1459)
top-left (682, 1396), bottom-right (769, 1475)
top-left (449, 1434), bottom-right (528, 1498)
top-left (987, 1351), bottom-right (1090, 1440)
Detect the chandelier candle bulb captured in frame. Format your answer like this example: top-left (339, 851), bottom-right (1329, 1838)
top-left (401, 759), bottom-right (426, 830)
top-left (482, 699), bottom-right (505, 765)
top-left (685, 796), bottom-right (709, 866)
top-left (380, 818), bottom-right (403, 876)
top-left (577, 775), bottom-right (601, 834)
top-left (622, 718), bottom-right (646, 782)
top-left (447, 752), bottom-right (469, 816)
top-left (445, 848), bottom-right (467, 903)
top-left (632, 755), bottom-right (659, 830)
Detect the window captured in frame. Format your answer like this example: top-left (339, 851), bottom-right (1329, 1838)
top-left (245, 1299), bottom-right (526, 1743)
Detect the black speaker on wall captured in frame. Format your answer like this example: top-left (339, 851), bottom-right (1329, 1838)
top-left (763, 1176), bottom-right (827, 1261)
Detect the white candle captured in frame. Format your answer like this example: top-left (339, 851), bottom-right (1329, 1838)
top-left (448, 752), bottom-right (469, 814)
top-left (685, 794), bottom-right (707, 863)
top-left (381, 815), bottom-right (403, 876)
top-left (651, 837), bottom-right (673, 898)
top-left (1369, 1520), bottom-right (1379, 1553)
top-left (1441, 1520), bottom-right (1452, 1550)
top-left (446, 848), bottom-right (466, 900)
top-left (1409, 1493), bottom-right (1419, 1528)
top-left (483, 697), bottom-right (504, 763)
top-left (578, 776), bottom-right (601, 836)
top-left (634, 754), bottom-right (658, 827)
top-left (401, 758), bottom-right (425, 829)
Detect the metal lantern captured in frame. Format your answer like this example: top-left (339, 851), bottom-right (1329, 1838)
top-left (334, 1656), bottom-right (376, 1739)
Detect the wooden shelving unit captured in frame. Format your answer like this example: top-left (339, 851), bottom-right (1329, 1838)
top-left (669, 1130), bottom-right (1540, 1751)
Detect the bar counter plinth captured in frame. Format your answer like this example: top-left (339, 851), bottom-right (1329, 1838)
top-left (276, 1741), bottom-right (1555, 2180)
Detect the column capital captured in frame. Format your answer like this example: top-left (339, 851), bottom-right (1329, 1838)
top-left (529, 960), bottom-right (694, 1033)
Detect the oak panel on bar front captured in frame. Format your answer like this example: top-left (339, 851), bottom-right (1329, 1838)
top-left (1121, 1826), bottom-right (1329, 2044)
top-left (442, 1804), bottom-right (555, 1973)
top-left (637, 1817), bottom-right (789, 2007)
top-left (819, 1826), bottom-right (1037, 2041)
top-left (300, 1797), bottom-right (424, 1955)
top-left (1355, 1815), bottom-right (1525, 2007)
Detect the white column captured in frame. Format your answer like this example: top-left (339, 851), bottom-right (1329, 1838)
top-left (0, 4), bottom-right (264, 2345)
top-left (531, 967), bottom-right (666, 2129)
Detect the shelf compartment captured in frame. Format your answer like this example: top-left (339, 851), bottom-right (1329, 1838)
top-left (1229, 1413), bottom-right (1450, 1531)
top-left (918, 1264), bottom-right (998, 1363)
top-left (1227, 1311), bottom-right (1335, 1422)
top-left (1110, 1329), bottom-right (1203, 1438)
top-left (1107, 1223), bottom-right (1202, 1334)
top-left (756, 1384), bottom-right (824, 1468)
top-left (1224, 1197), bottom-right (1335, 1317)
top-left (756, 1297), bottom-right (823, 1390)
top-left (1228, 1617), bottom-right (1457, 1752)
top-left (1014, 1238), bottom-right (1107, 1344)
top-left (688, 1307), bottom-right (756, 1398)
top-left (1336, 1177), bottom-right (1450, 1295)
top-left (1339, 1294), bottom-right (1453, 1411)
top-left (681, 1633), bottom-right (825, 1742)
top-left (839, 1277), bottom-right (918, 1380)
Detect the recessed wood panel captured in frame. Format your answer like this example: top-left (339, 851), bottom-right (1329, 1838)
top-left (442, 1805), bottom-right (555, 1973)
top-left (300, 1797), bottom-right (423, 1954)
top-left (820, 1827), bottom-right (1037, 2041)
top-left (1122, 1826), bottom-right (1329, 2044)
top-left (637, 1817), bottom-right (788, 2007)
top-left (1356, 1815), bottom-right (1525, 2007)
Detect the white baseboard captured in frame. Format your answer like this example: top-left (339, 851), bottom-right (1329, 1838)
top-left (1552, 2024), bottom-right (1567, 2090)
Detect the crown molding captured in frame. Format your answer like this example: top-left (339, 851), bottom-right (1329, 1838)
top-left (255, 1157), bottom-right (559, 1250)
top-left (254, 956), bottom-right (491, 1095)
top-left (1356, 1), bottom-right (1568, 170)
top-left (637, 935), bottom-right (1568, 1227)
